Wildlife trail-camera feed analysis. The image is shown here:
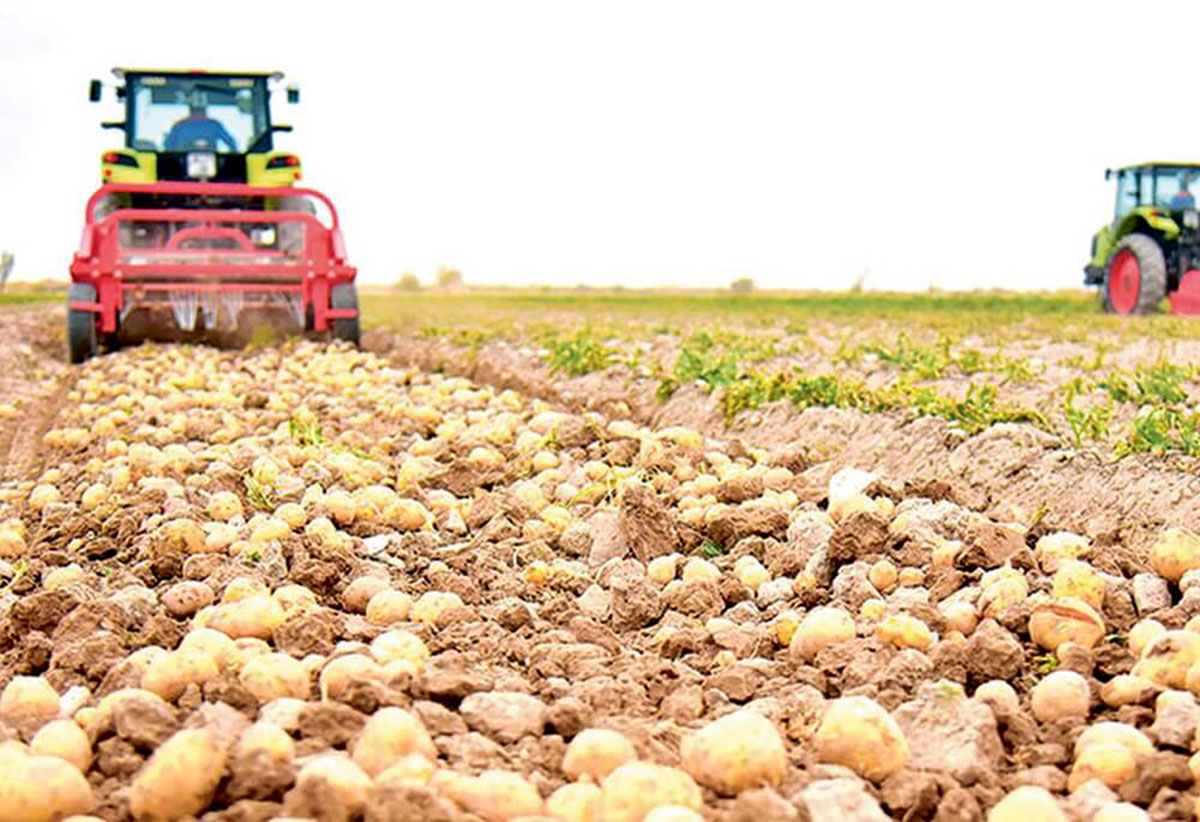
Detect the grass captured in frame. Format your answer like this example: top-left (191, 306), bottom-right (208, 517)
top-left (0, 292), bottom-right (59, 305)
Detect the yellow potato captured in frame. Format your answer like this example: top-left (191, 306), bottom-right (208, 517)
top-left (680, 710), bottom-right (786, 795)
top-left (351, 707), bottom-right (437, 777)
top-left (562, 728), bottom-right (636, 781)
top-left (128, 728), bottom-right (227, 822)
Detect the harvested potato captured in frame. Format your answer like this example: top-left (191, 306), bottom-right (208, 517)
top-left (600, 761), bottom-right (703, 822)
top-left (1030, 671), bottom-right (1091, 723)
top-left (680, 710), bottom-right (786, 795)
top-left (141, 648), bottom-right (219, 702)
top-left (0, 676), bottom-right (59, 721)
top-left (320, 654), bottom-right (386, 701)
top-left (0, 749), bottom-right (95, 822)
top-left (375, 753), bottom-right (436, 786)
top-left (205, 595), bottom-right (285, 640)
top-left (365, 589), bottom-right (414, 625)
top-left (412, 591), bottom-right (465, 626)
top-left (128, 728), bottom-right (227, 822)
top-left (790, 606), bottom-right (855, 662)
top-left (235, 721), bottom-right (294, 762)
top-left (562, 728), bottom-right (636, 781)
top-left (30, 719), bottom-right (93, 772)
top-left (292, 753), bottom-right (372, 817)
top-left (814, 696), bottom-right (908, 782)
top-left (239, 652), bottom-right (310, 702)
top-left (351, 707), bottom-right (437, 776)
top-left (547, 783), bottom-right (602, 822)
top-left (987, 785), bottom-right (1068, 822)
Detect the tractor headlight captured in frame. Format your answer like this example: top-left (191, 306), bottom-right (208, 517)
top-left (1185, 210), bottom-right (1199, 230)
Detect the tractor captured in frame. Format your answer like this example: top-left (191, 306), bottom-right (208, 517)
top-left (67, 68), bottom-right (359, 363)
top-left (1085, 162), bottom-right (1200, 315)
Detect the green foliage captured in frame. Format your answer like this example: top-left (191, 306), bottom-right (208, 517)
top-left (243, 475), bottom-right (276, 511)
top-left (546, 331), bottom-right (615, 376)
top-left (1034, 653), bottom-right (1059, 674)
top-left (1062, 379), bottom-right (1112, 448)
top-left (288, 416), bottom-right (328, 448)
top-left (1116, 406), bottom-right (1200, 457)
top-left (1099, 361), bottom-right (1191, 405)
top-left (699, 537), bottom-right (725, 558)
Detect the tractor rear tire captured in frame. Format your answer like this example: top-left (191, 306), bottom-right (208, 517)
top-left (331, 283), bottom-right (361, 346)
top-left (1105, 233), bottom-right (1167, 315)
top-left (67, 283), bottom-right (99, 364)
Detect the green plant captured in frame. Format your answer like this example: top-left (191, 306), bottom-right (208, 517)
top-left (243, 475), bottom-right (276, 511)
top-left (1062, 379), bottom-right (1112, 448)
top-left (1116, 405), bottom-right (1200, 457)
top-left (1034, 653), bottom-right (1059, 674)
top-left (288, 416), bottom-right (328, 448)
top-left (699, 537), bottom-right (725, 558)
top-left (546, 331), bottom-right (615, 376)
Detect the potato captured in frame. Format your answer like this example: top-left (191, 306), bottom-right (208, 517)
top-left (1034, 531), bottom-right (1091, 572)
top-left (412, 591), bottom-right (465, 626)
top-left (940, 601), bottom-right (978, 636)
top-left (0, 749), bottom-right (95, 822)
top-left (179, 628), bottom-right (237, 671)
top-left (370, 630), bottom-right (431, 670)
top-left (272, 584), bottom-right (318, 614)
top-left (206, 595), bottom-right (285, 640)
top-left (867, 560), bottom-right (898, 592)
top-left (547, 782), bottom-right (602, 822)
top-left (1030, 671), bottom-right (1091, 723)
top-left (325, 489), bottom-right (357, 524)
top-left (974, 681), bottom-right (1019, 716)
top-left (563, 728), bottom-right (636, 781)
top-left (1068, 742), bottom-right (1136, 791)
top-left (1028, 598), bottom-right (1105, 651)
top-left (207, 490), bottom-right (244, 521)
top-left (0, 526), bottom-right (26, 558)
top-left (875, 614), bottom-right (935, 651)
top-left (250, 516), bottom-right (290, 543)
top-left (342, 576), bottom-right (391, 613)
top-left (141, 648), bottom-right (219, 702)
top-left (1150, 527), bottom-right (1200, 582)
top-left (0, 676), bottom-right (59, 721)
top-left (1052, 561), bottom-right (1105, 611)
top-left (1074, 722), bottom-right (1153, 759)
top-left (447, 769), bottom-right (544, 821)
top-left (1129, 619), bottom-right (1167, 658)
top-left (221, 577), bottom-right (270, 604)
top-left (351, 707), bottom-right (436, 776)
top-left (292, 753), bottom-right (372, 816)
top-left (987, 785), bottom-right (1068, 822)
top-left (681, 558), bottom-right (719, 583)
top-left (239, 653), bottom-right (310, 702)
top-left (733, 556), bottom-right (770, 591)
top-left (128, 728), bottom-right (227, 822)
top-left (814, 696), bottom-right (908, 782)
top-left (789, 606), bottom-right (855, 662)
top-left (29, 719), bottom-right (92, 773)
top-left (1132, 630), bottom-right (1200, 688)
top-left (375, 753), bottom-right (436, 786)
top-left (680, 709), bottom-right (786, 795)
top-left (320, 654), bottom-right (385, 701)
top-left (366, 590), bottom-right (414, 625)
top-left (646, 556), bottom-right (678, 586)
top-left (236, 721), bottom-right (294, 762)
top-left (600, 761), bottom-right (703, 822)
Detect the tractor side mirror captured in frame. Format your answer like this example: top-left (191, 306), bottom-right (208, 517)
top-left (287, 86), bottom-right (300, 104)
top-left (89, 80), bottom-right (102, 102)
top-left (274, 124), bottom-right (294, 133)
top-left (1105, 168), bottom-right (1113, 181)
top-left (101, 121), bottom-right (127, 131)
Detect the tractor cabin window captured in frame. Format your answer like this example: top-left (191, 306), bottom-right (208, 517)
top-left (1115, 170), bottom-right (1141, 218)
top-left (127, 75), bottom-right (271, 154)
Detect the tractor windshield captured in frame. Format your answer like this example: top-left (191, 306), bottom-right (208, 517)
top-left (125, 75), bottom-right (271, 154)
top-left (1115, 166), bottom-right (1200, 216)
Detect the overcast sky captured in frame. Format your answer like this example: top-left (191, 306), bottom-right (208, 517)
top-left (3, 1), bottom-right (1199, 290)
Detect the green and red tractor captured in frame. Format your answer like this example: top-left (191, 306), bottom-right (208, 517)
top-left (1086, 162), bottom-right (1200, 315)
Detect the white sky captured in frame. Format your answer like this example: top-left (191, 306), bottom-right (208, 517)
top-left (3, 1), bottom-right (1199, 291)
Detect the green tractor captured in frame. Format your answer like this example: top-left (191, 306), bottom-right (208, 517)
top-left (1085, 163), bottom-right (1200, 314)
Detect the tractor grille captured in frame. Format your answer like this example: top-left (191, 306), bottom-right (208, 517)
top-left (156, 152), bottom-right (248, 183)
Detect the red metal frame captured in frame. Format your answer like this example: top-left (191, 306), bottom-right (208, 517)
top-left (69, 182), bottom-right (357, 334)
top-left (1169, 270), bottom-right (1200, 315)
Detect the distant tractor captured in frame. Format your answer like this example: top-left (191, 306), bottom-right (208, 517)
top-left (1085, 163), bottom-right (1200, 315)
top-left (68, 68), bottom-right (359, 363)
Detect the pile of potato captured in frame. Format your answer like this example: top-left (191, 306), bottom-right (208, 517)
top-left (0, 339), bottom-right (1197, 820)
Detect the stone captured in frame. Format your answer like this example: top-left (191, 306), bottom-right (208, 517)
top-left (459, 691), bottom-right (547, 743)
top-left (1132, 574), bottom-right (1172, 616)
top-left (795, 778), bottom-right (889, 822)
top-left (892, 681), bottom-right (1003, 786)
top-left (1149, 691), bottom-right (1200, 750)
top-left (586, 511), bottom-right (626, 565)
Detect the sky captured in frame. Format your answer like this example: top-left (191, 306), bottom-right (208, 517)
top-left (3, 1), bottom-right (1200, 291)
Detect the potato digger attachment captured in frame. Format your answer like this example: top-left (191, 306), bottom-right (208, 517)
top-left (68, 68), bottom-right (359, 363)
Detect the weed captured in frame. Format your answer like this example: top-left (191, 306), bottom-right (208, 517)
top-left (288, 416), bottom-right (328, 448)
top-left (1062, 379), bottom-right (1112, 448)
top-left (546, 331), bottom-right (615, 376)
top-left (243, 474), bottom-right (276, 511)
top-left (1117, 405), bottom-right (1200, 457)
top-left (1034, 653), bottom-right (1059, 674)
top-left (699, 537), bottom-right (725, 558)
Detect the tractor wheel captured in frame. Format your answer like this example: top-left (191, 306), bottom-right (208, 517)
top-left (67, 283), bottom-right (99, 364)
top-left (277, 195), bottom-right (316, 252)
top-left (331, 283), bottom-right (361, 346)
top-left (1105, 233), bottom-right (1167, 315)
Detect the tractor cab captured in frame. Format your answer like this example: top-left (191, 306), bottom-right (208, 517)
top-left (1086, 162), bottom-right (1200, 315)
top-left (90, 69), bottom-right (302, 187)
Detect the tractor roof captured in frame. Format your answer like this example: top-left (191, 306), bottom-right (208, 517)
top-left (1116, 162), bottom-right (1200, 171)
top-left (112, 68), bottom-right (284, 80)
